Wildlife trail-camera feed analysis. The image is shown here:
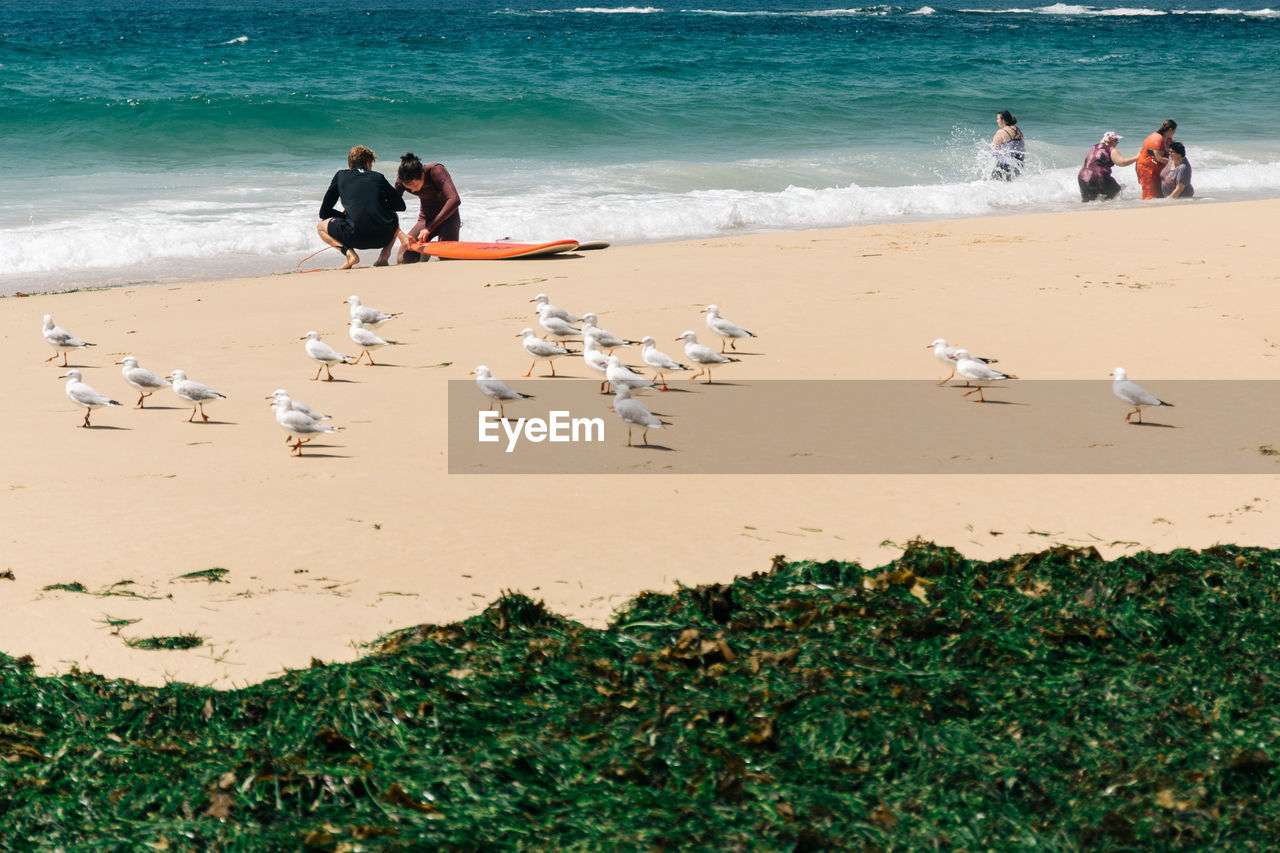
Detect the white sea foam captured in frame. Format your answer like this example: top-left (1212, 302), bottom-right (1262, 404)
top-left (222, 36), bottom-right (249, 44)
top-left (5, 154), bottom-right (1280, 292)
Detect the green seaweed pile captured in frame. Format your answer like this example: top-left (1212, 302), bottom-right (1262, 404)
top-left (3, 542), bottom-right (1279, 851)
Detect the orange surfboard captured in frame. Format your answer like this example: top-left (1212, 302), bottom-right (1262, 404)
top-left (411, 239), bottom-right (579, 260)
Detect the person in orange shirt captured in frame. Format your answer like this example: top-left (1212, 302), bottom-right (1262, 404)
top-left (1135, 119), bottom-right (1177, 200)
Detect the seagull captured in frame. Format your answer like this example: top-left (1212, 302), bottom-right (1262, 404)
top-left (267, 388), bottom-right (331, 422)
top-left (60, 370), bottom-right (120, 427)
top-left (927, 338), bottom-right (999, 386)
top-left (472, 365), bottom-right (534, 418)
top-left (606, 354), bottom-right (656, 393)
top-left (580, 313), bottom-right (635, 352)
top-left (268, 389), bottom-right (331, 443)
top-left (348, 318), bottom-right (399, 365)
top-left (344, 295), bottom-right (399, 328)
top-left (116, 356), bottom-right (171, 408)
top-left (582, 336), bottom-right (612, 394)
top-left (530, 293), bottom-right (580, 323)
top-left (610, 386), bottom-right (668, 447)
top-left (167, 369), bottom-right (227, 422)
top-left (536, 303), bottom-right (582, 349)
top-left (518, 328), bottom-right (569, 377)
top-left (640, 336), bottom-right (688, 391)
top-left (43, 314), bottom-right (95, 366)
top-left (952, 350), bottom-right (1016, 402)
top-left (302, 331), bottom-right (356, 381)
top-left (270, 393), bottom-right (340, 456)
top-left (677, 331), bottom-right (738, 384)
top-left (703, 304), bottom-right (756, 352)
top-left (1111, 367), bottom-right (1173, 424)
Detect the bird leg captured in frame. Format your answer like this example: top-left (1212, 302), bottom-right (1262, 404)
top-left (936, 367), bottom-right (955, 387)
top-left (82, 410), bottom-right (91, 428)
top-left (200, 402), bottom-right (210, 423)
top-left (720, 341), bottom-right (727, 353)
top-left (690, 368), bottom-right (705, 382)
top-left (324, 364), bottom-right (335, 381)
top-left (656, 371), bottom-right (668, 391)
top-left (45, 353), bottom-right (59, 363)
top-left (626, 426), bottom-right (633, 447)
top-left (188, 405), bottom-right (198, 422)
top-left (365, 352), bottom-right (377, 366)
top-left (136, 392), bottom-right (148, 408)
top-left (523, 362), bottom-right (536, 378)
top-left (641, 428), bottom-right (650, 446)
top-left (312, 365), bottom-right (324, 381)
top-left (703, 368), bottom-right (714, 385)
top-left (352, 350), bottom-right (367, 365)
top-left (549, 361), bottom-right (557, 377)
top-left (962, 386), bottom-right (987, 402)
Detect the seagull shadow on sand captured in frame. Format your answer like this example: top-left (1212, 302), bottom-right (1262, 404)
top-left (627, 442), bottom-right (677, 452)
top-left (81, 424), bottom-right (131, 430)
top-left (1129, 420), bottom-right (1179, 429)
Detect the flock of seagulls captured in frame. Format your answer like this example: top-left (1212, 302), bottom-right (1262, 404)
top-left (474, 294), bottom-right (761, 446)
top-left (929, 337), bottom-right (1173, 422)
top-left (42, 298), bottom-right (1175, 455)
top-left (43, 296), bottom-right (404, 455)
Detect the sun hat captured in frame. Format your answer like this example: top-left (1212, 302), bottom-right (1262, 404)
top-left (1100, 131), bottom-right (1122, 144)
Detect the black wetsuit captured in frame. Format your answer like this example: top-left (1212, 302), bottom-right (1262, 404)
top-left (319, 168), bottom-right (406, 251)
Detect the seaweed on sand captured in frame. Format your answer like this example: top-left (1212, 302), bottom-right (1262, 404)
top-left (2, 542), bottom-right (1280, 851)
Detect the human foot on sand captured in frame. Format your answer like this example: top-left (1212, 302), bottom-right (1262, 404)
top-left (338, 249), bottom-right (359, 271)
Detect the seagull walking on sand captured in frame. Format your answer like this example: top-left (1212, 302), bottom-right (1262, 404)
top-left (703, 304), bottom-right (756, 352)
top-left (1111, 367), bottom-right (1173, 424)
top-left (60, 370), bottom-right (120, 427)
top-left (583, 337), bottom-right (612, 393)
top-left (116, 356), bottom-right (171, 408)
top-left (348, 318), bottom-right (399, 365)
top-left (302, 331), bottom-right (356, 381)
top-left (344, 295), bottom-right (399, 328)
top-left (167, 369), bottom-right (227, 422)
top-left (640, 336), bottom-right (688, 391)
top-left (928, 338), bottom-right (999, 386)
top-left (270, 392), bottom-right (341, 456)
top-left (472, 365), bottom-right (534, 418)
top-left (268, 389), bottom-right (330, 443)
top-left (677, 331), bottom-right (738, 384)
top-left (952, 350), bottom-right (1016, 402)
top-left (606, 354), bottom-right (656, 393)
top-left (580, 313), bottom-right (635, 352)
top-left (43, 314), bottom-right (95, 366)
top-left (530, 293), bottom-right (580, 324)
top-left (610, 386), bottom-right (669, 447)
top-left (518, 328), bottom-right (569, 377)
top-left (536, 303), bottom-right (582, 349)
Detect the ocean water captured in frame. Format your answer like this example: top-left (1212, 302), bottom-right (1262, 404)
top-left (2, 0), bottom-right (1278, 292)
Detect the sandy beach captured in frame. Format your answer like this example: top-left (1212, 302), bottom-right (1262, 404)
top-left (4, 198), bottom-right (1279, 688)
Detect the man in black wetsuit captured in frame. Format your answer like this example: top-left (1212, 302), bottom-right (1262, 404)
top-left (317, 145), bottom-right (409, 270)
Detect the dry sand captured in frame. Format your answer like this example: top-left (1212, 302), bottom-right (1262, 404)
top-left (3, 199), bottom-right (1279, 687)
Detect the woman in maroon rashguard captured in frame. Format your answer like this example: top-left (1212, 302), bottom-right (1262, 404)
top-left (375, 152), bottom-right (462, 265)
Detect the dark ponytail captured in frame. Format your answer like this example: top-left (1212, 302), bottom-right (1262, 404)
top-left (998, 110), bottom-right (1016, 126)
top-left (398, 152), bottom-right (424, 184)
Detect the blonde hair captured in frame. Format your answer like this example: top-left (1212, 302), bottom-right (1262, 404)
top-left (347, 145), bottom-right (376, 169)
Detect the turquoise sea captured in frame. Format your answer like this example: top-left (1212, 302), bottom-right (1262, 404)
top-left (2, 0), bottom-right (1278, 291)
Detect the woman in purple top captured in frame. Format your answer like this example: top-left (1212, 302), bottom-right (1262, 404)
top-left (1078, 131), bottom-right (1139, 202)
top-left (375, 153), bottom-right (462, 265)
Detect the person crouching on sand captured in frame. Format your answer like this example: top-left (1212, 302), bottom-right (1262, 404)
top-left (1161, 141), bottom-right (1194, 199)
top-left (1135, 119), bottom-right (1177, 200)
top-left (1078, 131), bottom-right (1138, 203)
top-left (317, 145), bottom-right (411, 270)
top-left (375, 153), bottom-right (462, 266)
